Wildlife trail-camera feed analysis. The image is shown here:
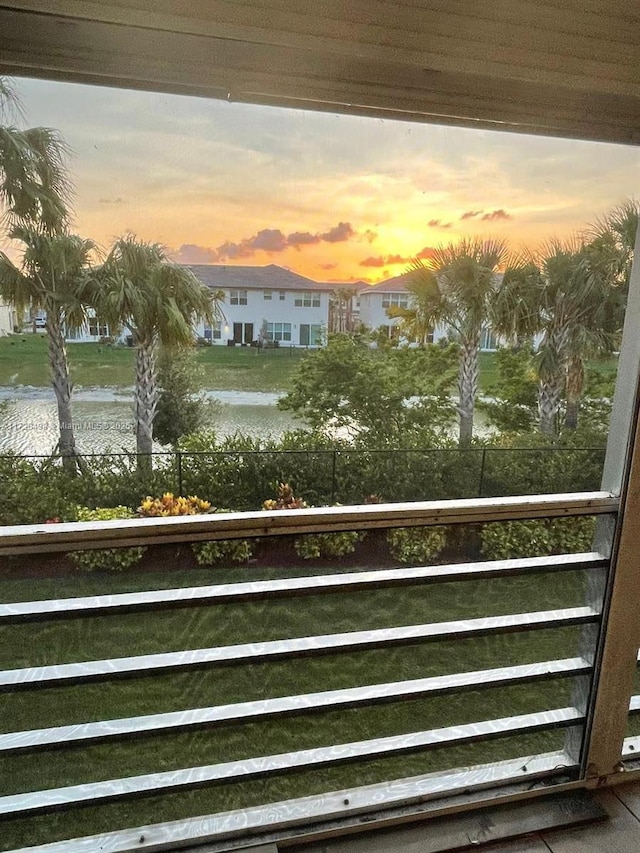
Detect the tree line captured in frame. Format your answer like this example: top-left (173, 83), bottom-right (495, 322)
top-left (387, 211), bottom-right (637, 444)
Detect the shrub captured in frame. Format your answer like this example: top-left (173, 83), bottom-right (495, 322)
top-left (263, 482), bottom-right (307, 510)
top-left (192, 509), bottom-right (253, 565)
top-left (192, 538), bottom-right (253, 565)
top-left (262, 483), bottom-right (364, 560)
top-left (0, 455), bottom-right (76, 525)
top-left (69, 506), bottom-right (145, 572)
top-left (138, 493), bottom-right (212, 517)
top-left (387, 526), bottom-right (447, 564)
top-left (294, 531), bottom-right (363, 560)
top-left (480, 517), bottom-right (596, 560)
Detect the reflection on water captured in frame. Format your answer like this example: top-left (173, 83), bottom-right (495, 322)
top-left (0, 398), bottom-right (300, 456)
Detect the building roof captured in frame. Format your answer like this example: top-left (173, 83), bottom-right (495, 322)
top-left (187, 264), bottom-right (333, 292)
top-left (358, 271), bottom-right (416, 295)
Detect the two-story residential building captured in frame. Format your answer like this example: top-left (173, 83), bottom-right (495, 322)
top-left (359, 271), bottom-right (500, 350)
top-left (188, 264), bottom-right (333, 347)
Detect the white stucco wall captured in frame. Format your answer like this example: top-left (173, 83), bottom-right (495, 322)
top-left (197, 287), bottom-right (330, 346)
top-left (0, 302), bottom-right (18, 335)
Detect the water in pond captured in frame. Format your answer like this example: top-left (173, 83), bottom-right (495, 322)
top-left (0, 389), bottom-right (300, 456)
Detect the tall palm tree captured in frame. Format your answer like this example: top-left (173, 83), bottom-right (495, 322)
top-left (98, 236), bottom-right (222, 461)
top-left (497, 238), bottom-right (620, 434)
top-left (407, 237), bottom-right (509, 444)
top-left (0, 226), bottom-right (96, 470)
top-left (589, 199), bottom-right (639, 298)
top-left (0, 77), bottom-right (71, 234)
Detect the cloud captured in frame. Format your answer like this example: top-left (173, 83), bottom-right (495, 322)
top-left (359, 253), bottom-right (411, 267)
top-left (173, 244), bottom-right (218, 264)
top-left (428, 219), bottom-right (453, 229)
top-left (321, 221), bottom-right (355, 243)
top-left (460, 209), bottom-right (483, 220)
top-left (174, 220), bottom-right (359, 264)
top-left (98, 197), bottom-right (124, 205)
top-left (481, 209), bottom-right (512, 221)
top-left (288, 231), bottom-right (321, 247)
top-left (319, 262), bottom-right (337, 270)
top-left (249, 228), bottom-right (288, 252)
top-left (416, 246), bottom-right (437, 260)
top-left (360, 247), bottom-right (436, 267)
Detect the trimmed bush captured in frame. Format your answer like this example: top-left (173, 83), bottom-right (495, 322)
top-left (386, 526), bottom-right (447, 564)
top-left (69, 506), bottom-right (145, 572)
top-left (293, 531), bottom-right (363, 560)
top-left (192, 508), bottom-right (253, 565)
top-left (480, 517), bottom-right (596, 560)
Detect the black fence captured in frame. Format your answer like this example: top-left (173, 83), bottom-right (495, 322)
top-left (0, 446), bottom-right (607, 520)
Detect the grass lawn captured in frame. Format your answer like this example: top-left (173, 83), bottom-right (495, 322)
top-left (0, 335), bottom-right (311, 392)
top-left (0, 548), bottom-right (587, 850)
top-left (0, 336), bottom-right (618, 395)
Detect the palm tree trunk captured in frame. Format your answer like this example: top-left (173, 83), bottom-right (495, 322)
top-left (135, 337), bottom-right (158, 470)
top-left (538, 324), bottom-right (567, 437)
top-left (538, 378), bottom-right (560, 436)
top-left (45, 311), bottom-right (78, 473)
top-left (458, 335), bottom-right (479, 445)
top-left (565, 354), bottom-right (585, 430)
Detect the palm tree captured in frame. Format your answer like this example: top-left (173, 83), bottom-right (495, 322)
top-left (387, 270), bottom-right (440, 346)
top-left (0, 226), bottom-right (96, 470)
top-left (98, 236), bottom-right (222, 462)
top-left (406, 238), bottom-right (509, 444)
top-left (0, 77), bottom-right (71, 234)
top-left (497, 238), bottom-right (620, 434)
top-left (329, 287), bottom-right (355, 333)
top-left (589, 199), bottom-right (639, 298)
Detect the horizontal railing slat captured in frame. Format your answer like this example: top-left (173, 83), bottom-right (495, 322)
top-left (0, 607), bottom-right (599, 691)
top-left (3, 751), bottom-right (578, 853)
top-left (4, 751), bottom-right (578, 853)
top-left (0, 657), bottom-right (590, 753)
top-left (0, 552), bottom-right (606, 623)
top-left (0, 492), bottom-right (617, 555)
top-left (0, 707), bottom-right (583, 818)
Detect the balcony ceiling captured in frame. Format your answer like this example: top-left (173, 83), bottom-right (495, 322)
top-left (0, 0), bottom-right (639, 145)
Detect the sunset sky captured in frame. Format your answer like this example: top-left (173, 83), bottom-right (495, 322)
top-left (5, 76), bottom-right (640, 283)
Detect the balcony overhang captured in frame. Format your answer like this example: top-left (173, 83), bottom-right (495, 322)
top-left (0, 1), bottom-right (639, 145)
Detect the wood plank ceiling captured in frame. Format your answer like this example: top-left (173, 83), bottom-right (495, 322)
top-left (0, 0), bottom-right (639, 144)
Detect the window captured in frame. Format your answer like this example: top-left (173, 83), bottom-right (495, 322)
top-left (294, 293), bottom-right (321, 307)
top-left (279, 291), bottom-right (286, 301)
top-left (481, 328), bottom-right (498, 350)
top-left (203, 323), bottom-right (222, 341)
top-left (381, 292), bottom-right (409, 309)
top-left (88, 317), bottom-right (109, 337)
top-left (310, 324), bottom-right (324, 345)
top-left (229, 289), bottom-right (248, 305)
top-left (265, 322), bottom-right (292, 342)
top-left (263, 290), bottom-right (272, 300)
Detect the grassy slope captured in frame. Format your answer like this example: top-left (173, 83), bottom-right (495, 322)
top-left (0, 336), bottom-right (618, 394)
top-left (0, 555), bottom-right (584, 849)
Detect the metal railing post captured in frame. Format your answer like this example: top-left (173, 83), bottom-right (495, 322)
top-left (478, 448), bottom-right (487, 497)
top-left (176, 451), bottom-right (183, 495)
top-left (331, 449), bottom-right (337, 504)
